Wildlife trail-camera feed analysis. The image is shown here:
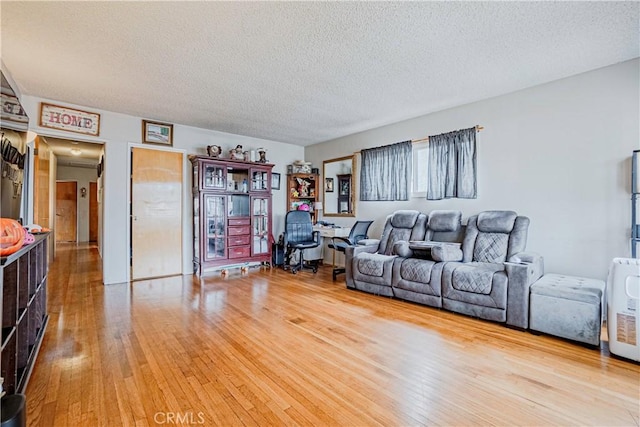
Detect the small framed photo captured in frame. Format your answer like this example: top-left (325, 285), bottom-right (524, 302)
top-left (325, 178), bottom-right (334, 192)
top-left (142, 120), bottom-right (173, 146)
top-left (271, 173), bottom-right (281, 190)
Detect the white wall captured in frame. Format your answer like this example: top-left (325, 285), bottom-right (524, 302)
top-left (56, 165), bottom-right (98, 242)
top-left (306, 59), bottom-right (640, 280)
top-left (20, 96), bottom-right (304, 284)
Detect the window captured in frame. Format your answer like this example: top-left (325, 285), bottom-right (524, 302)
top-left (411, 141), bottom-right (429, 198)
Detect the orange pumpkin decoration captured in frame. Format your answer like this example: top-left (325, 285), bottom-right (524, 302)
top-left (1, 218), bottom-right (26, 256)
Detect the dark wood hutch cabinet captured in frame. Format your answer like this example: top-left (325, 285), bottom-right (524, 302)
top-left (190, 156), bottom-right (273, 275)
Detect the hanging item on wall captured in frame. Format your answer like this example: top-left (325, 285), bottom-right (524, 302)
top-left (142, 119), bottom-right (173, 146)
top-left (40, 103), bottom-right (101, 136)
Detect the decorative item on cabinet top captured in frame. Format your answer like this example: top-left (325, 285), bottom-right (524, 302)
top-left (203, 145), bottom-right (269, 163)
top-left (207, 145), bottom-right (222, 158)
top-left (289, 160), bottom-right (313, 174)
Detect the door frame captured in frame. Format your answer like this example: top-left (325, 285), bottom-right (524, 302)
top-left (127, 143), bottom-right (187, 281)
top-left (27, 132), bottom-right (106, 263)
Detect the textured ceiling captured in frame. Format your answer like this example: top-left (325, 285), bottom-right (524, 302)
top-left (1, 2), bottom-right (638, 146)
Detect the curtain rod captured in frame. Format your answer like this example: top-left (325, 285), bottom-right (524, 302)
top-left (410, 125), bottom-right (483, 144)
top-left (353, 125), bottom-right (483, 154)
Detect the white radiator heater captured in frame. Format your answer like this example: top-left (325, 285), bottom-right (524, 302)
top-left (607, 258), bottom-right (640, 361)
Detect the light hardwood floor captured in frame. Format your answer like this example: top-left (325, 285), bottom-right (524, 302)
top-left (25, 243), bottom-right (639, 426)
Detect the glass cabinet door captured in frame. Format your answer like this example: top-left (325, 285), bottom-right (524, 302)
top-left (252, 197), bottom-right (270, 255)
top-left (251, 169), bottom-right (269, 192)
top-left (203, 163), bottom-right (226, 190)
top-left (204, 194), bottom-right (226, 260)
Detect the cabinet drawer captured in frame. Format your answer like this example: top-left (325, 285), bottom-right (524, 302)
top-left (228, 235), bottom-right (250, 247)
top-left (228, 218), bottom-right (250, 226)
top-left (228, 226), bottom-right (250, 236)
top-left (228, 246), bottom-right (251, 259)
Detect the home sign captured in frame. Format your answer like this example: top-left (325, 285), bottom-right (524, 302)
top-left (40, 102), bottom-right (101, 136)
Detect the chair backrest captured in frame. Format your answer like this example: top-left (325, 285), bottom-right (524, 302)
top-left (461, 210), bottom-right (529, 263)
top-left (284, 210), bottom-right (314, 244)
top-left (348, 220), bottom-right (374, 244)
top-left (378, 210), bottom-right (428, 255)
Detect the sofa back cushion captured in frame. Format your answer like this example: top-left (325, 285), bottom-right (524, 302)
top-left (425, 210), bottom-right (463, 242)
top-left (462, 210), bottom-right (530, 263)
top-left (378, 210), bottom-right (427, 255)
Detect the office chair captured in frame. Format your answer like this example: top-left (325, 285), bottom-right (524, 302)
top-left (283, 210), bottom-right (320, 274)
top-left (328, 220), bottom-right (373, 280)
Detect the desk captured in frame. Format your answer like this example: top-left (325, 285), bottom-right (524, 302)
top-left (312, 225), bottom-right (351, 265)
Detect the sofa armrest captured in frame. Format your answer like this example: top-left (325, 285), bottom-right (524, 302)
top-left (431, 244), bottom-right (463, 262)
top-left (358, 238), bottom-right (380, 247)
top-left (505, 252), bottom-right (544, 329)
top-left (392, 241), bottom-right (413, 258)
top-left (345, 243), bottom-right (379, 288)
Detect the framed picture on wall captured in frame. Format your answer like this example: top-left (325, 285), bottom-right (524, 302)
top-left (325, 178), bottom-right (334, 192)
top-left (142, 120), bottom-right (173, 146)
top-left (271, 173), bottom-right (281, 190)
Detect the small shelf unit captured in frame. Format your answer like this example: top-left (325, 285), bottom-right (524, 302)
top-left (1, 233), bottom-right (49, 396)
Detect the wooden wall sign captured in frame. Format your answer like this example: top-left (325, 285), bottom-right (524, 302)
top-left (39, 102), bottom-right (101, 136)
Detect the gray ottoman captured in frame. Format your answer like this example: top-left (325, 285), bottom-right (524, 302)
top-left (530, 274), bottom-right (605, 346)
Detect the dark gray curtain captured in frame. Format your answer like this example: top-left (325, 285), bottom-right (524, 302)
top-left (360, 140), bottom-right (412, 201)
top-left (427, 127), bottom-right (477, 200)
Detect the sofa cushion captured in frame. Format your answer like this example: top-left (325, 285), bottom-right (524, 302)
top-left (399, 258), bottom-right (434, 283)
top-left (428, 210), bottom-right (462, 232)
top-left (452, 264), bottom-right (502, 294)
top-left (477, 210), bottom-right (517, 233)
top-left (473, 232), bottom-right (509, 263)
top-left (390, 210), bottom-right (420, 228)
top-left (356, 253), bottom-right (394, 277)
top-left (443, 262), bottom-right (508, 309)
top-left (382, 228), bottom-right (412, 255)
top-left (530, 274), bottom-right (604, 305)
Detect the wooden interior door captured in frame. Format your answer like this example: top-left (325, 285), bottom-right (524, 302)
top-left (55, 181), bottom-right (77, 242)
top-left (131, 147), bottom-right (183, 280)
top-left (89, 182), bottom-right (98, 242)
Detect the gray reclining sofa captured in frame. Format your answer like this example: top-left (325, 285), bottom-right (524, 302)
top-left (345, 209), bottom-right (543, 329)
